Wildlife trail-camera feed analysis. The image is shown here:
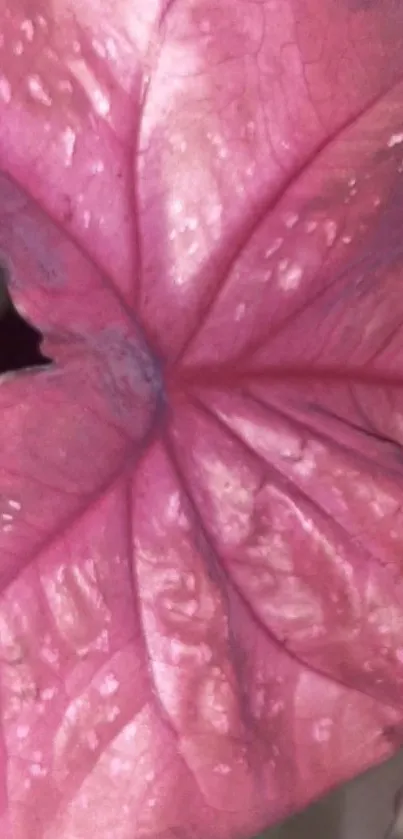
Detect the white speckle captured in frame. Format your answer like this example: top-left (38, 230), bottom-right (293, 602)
top-left (59, 79), bottom-right (73, 95)
top-left (92, 39), bottom-right (106, 58)
top-left (82, 211), bottom-right (91, 228)
top-left (99, 674), bottom-right (119, 697)
top-left (187, 241), bottom-right (199, 256)
top-left (269, 699), bottom-right (284, 716)
top-left (324, 220), bottom-right (337, 246)
top-left (106, 38), bottom-right (118, 60)
top-left (92, 629), bottom-right (109, 653)
top-left (27, 75), bottom-right (52, 107)
top-left (373, 196), bottom-right (381, 207)
top-left (207, 202), bottom-right (222, 226)
top-left (41, 687), bottom-right (56, 701)
top-left (86, 730), bottom-right (99, 751)
top-left (235, 302), bottom-right (246, 321)
top-left (72, 40), bottom-right (81, 55)
top-left (170, 639), bottom-right (212, 666)
top-left (21, 19), bottom-right (34, 41)
top-left (16, 725), bottom-right (29, 740)
top-left (1, 512), bottom-right (13, 522)
top-left (0, 78), bottom-right (11, 103)
top-left (30, 762), bottom-right (47, 777)
top-left (185, 216), bottom-right (198, 231)
top-left (264, 238), bottom-right (283, 259)
top-left (36, 15), bottom-right (48, 31)
top-left (40, 644), bottom-right (59, 667)
top-left (313, 717), bottom-right (333, 742)
top-left (244, 120), bottom-right (256, 140)
top-left (90, 160), bottom-right (105, 174)
top-left (13, 41), bottom-right (24, 56)
top-left (348, 177), bottom-right (356, 187)
top-left (106, 705), bottom-right (120, 723)
top-left (199, 18), bottom-right (211, 33)
top-left (292, 447), bottom-right (317, 478)
top-left (284, 213), bottom-right (298, 229)
top-left (218, 146), bottom-right (228, 160)
top-left (61, 126), bottom-right (76, 166)
top-left (145, 770), bottom-right (155, 782)
top-left (93, 88), bottom-right (110, 117)
top-left (214, 763), bottom-right (231, 774)
top-left (396, 648), bottom-right (403, 663)
top-left (110, 757), bottom-right (131, 776)
top-left (172, 198), bottom-right (183, 215)
top-left (278, 259), bottom-right (302, 291)
top-left (342, 235), bottom-right (352, 244)
top-left (388, 132), bottom-right (403, 148)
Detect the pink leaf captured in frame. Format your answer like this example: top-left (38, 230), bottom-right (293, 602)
top-left (1, 1), bottom-right (403, 838)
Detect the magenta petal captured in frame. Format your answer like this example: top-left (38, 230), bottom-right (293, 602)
top-left (0, 2), bottom-right (403, 838)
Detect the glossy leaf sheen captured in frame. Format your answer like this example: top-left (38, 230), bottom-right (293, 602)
top-left (0, 1), bottom-right (403, 837)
